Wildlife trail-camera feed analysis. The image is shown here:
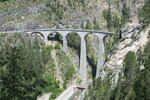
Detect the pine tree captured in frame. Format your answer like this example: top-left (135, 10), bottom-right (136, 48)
top-left (121, 1), bottom-right (130, 25)
top-left (138, 0), bottom-right (150, 27)
top-left (93, 17), bottom-right (100, 30)
top-left (134, 42), bottom-right (150, 100)
top-left (85, 20), bottom-right (91, 29)
top-left (0, 35), bottom-right (46, 100)
top-left (102, 5), bottom-right (112, 30)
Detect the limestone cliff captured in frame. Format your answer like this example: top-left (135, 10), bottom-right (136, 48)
top-left (100, 23), bottom-right (150, 88)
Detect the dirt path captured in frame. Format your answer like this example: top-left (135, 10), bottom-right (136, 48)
top-left (37, 93), bottom-right (51, 100)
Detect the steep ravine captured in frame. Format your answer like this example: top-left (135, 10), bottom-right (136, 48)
top-left (100, 24), bottom-right (150, 88)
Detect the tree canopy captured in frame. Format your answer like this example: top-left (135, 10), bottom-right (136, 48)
top-left (138, 0), bottom-right (150, 27)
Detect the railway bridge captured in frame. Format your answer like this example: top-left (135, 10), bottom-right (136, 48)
top-left (0, 29), bottom-right (113, 81)
top-left (26, 29), bottom-right (113, 80)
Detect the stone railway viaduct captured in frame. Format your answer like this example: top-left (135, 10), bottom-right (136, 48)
top-left (1, 29), bottom-right (113, 81)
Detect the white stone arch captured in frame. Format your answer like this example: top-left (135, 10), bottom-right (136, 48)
top-left (47, 31), bottom-right (64, 46)
top-left (30, 31), bottom-right (45, 38)
top-left (29, 31), bottom-right (45, 43)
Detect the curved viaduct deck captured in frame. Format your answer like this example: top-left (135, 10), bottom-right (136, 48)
top-left (27, 29), bottom-right (113, 35)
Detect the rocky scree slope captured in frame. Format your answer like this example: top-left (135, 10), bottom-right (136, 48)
top-left (0, 0), bottom-right (145, 31)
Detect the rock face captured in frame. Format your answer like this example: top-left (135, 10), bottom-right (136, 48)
top-left (100, 24), bottom-right (150, 87)
top-left (0, 0), bottom-right (144, 31)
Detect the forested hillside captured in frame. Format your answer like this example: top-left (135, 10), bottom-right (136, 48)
top-left (84, 0), bottom-right (150, 99)
top-left (0, 33), bottom-right (77, 100)
top-left (85, 39), bottom-right (150, 100)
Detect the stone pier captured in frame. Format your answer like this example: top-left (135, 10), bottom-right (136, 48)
top-left (78, 32), bottom-right (88, 81)
top-left (94, 33), bottom-right (105, 78)
top-left (59, 31), bottom-right (69, 54)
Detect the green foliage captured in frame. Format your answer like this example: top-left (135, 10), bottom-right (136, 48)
top-left (45, 0), bottom-right (64, 21)
top-left (45, 0), bottom-right (85, 22)
top-left (102, 5), bottom-right (112, 30)
top-left (124, 51), bottom-right (137, 79)
top-left (54, 43), bottom-right (60, 49)
top-left (67, 32), bottom-right (81, 51)
top-left (121, 1), bottom-right (130, 25)
top-left (102, 2), bottom-right (130, 62)
top-left (85, 20), bottom-right (92, 29)
top-left (113, 79), bottom-right (121, 100)
top-left (63, 65), bottom-right (74, 89)
top-left (138, 0), bottom-right (150, 27)
top-left (102, 5), bottom-right (121, 31)
top-left (64, 66), bottom-right (74, 81)
top-left (43, 73), bottom-right (63, 99)
top-left (81, 21), bottom-right (84, 29)
top-left (110, 51), bottom-right (137, 100)
top-left (55, 50), bottom-right (75, 89)
top-left (93, 17), bottom-right (100, 30)
top-left (85, 51), bottom-right (139, 100)
top-left (84, 77), bottom-right (113, 100)
top-left (112, 14), bottom-right (121, 29)
top-left (102, 1), bottom-right (130, 31)
top-left (112, 42), bottom-right (150, 100)
top-left (117, 51), bottom-right (137, 100)
top-left (134, 41), bottom-right (150, 100)
top-left (0, 34), bottom-right (47, 100)
top-left (0, 33), bottom-right (66, 100)
top-left (67, 0), bottom-right (85, 9)
top-left (45, 45), bottom-right (53, 54)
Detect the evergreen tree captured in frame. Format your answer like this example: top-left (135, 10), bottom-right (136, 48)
top-left (120, 51), bottom-right (137, 99)
top-left (93, 17), bottom-right (100, 30)
top-left (134, 42), bottom-right (150, 100)
top-left (0, 34), bottom-right (46, 100)
top-left (112, 51), bottom-right (137, 100)
top-left (102, 5), bottom-right (112, 30)
top-left (138, 0), bottom-right (150, 27)
top-left (85, 20), bottom-right (91, 29)
top-left (121, 1), bottom-right (130, 25)
top-left (81, 21), bottom-right (84, 29)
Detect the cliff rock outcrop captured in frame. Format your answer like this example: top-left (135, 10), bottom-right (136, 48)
top-left (101, 23), bottom-right (150, 87)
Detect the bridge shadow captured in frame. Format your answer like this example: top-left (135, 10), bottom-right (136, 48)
top-left (87, 56), bottom-right (96, 79)
top-left (67, 43), bottom-right (80, 56)
top-left (67, 32), bottom-right (81, 56)
top-left (48, 34), bottom-right (80, 56)
top-left (48, 35), bottom-right (63, 45)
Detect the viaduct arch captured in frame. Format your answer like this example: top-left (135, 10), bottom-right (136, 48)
top-left (26, 29), bottom-right (113, 81)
